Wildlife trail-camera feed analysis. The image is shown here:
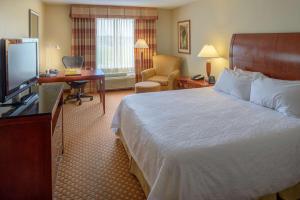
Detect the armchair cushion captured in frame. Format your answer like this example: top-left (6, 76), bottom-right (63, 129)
top-left (147, 76), bottom-right (169, 86)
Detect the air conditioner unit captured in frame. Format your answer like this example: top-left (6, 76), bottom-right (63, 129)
top-left (105, 73), bottom-right (135, 90)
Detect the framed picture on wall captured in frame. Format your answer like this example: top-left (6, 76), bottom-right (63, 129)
top-left (29, 9), bottom-right (39, 38)
top-left (178, 20), bottom-right (191, 54)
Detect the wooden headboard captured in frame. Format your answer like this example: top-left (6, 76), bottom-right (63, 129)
top-left (229, 33), bottom-right (300, 80)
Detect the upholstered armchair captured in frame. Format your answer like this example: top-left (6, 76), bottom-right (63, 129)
top-left (141, 55), bottom-right (181, 90)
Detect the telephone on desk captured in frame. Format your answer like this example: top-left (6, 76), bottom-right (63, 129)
top-left (191, 74), bottom-right (205, 80)
top-left (39, 69), bottom-right (59, 77)
top-left (191, 74), bottom-right (216, 84)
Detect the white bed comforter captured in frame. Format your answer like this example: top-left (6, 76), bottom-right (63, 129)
top-left (111, 88), bottom-right (300, 200)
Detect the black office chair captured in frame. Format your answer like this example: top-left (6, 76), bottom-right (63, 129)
top-left (62, 56), bottom-right (93, 105)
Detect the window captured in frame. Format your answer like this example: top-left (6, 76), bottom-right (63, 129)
top-left (96, 18), bottom-right (135, 74)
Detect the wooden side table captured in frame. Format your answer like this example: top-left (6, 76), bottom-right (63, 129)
top-left (177, 76), bottom-right (214, 89)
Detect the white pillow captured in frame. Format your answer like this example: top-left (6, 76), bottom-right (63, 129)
top-left (250, 77), bottom-right (300, 118)
top-left (234, 67), bottom-right (264, 79)
top-left (214, 69), bottom-right (253, 100)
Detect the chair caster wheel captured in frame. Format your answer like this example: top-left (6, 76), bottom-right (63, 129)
top-left (90, 97), bottom-right (93, 101)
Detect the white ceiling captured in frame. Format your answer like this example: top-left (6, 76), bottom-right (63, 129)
top-left (42, 0), bottom-right (198, 9)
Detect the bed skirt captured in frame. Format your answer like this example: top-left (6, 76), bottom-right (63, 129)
top-left (116, 129), bottom-right (300, 200)
top-left (116, 130), bottom-right (151, 197)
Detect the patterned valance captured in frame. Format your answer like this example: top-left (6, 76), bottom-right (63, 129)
top-left (70, 5), bottom-right (158, 20)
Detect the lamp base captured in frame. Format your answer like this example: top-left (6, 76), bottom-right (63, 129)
top-left (206, 61), bottom-right (211, 78)
top-left (140, 51), bottom-right (144, 69)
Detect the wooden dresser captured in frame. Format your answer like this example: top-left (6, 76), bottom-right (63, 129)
top-left (0, 84), bottom-right (64, 199)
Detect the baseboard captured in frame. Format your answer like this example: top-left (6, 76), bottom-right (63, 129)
top-left (106, 87), bottom-right (134, 92)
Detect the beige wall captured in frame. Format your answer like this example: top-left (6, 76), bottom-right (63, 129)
top-left (172, 0), bottom-right (300, 77)
top-left (43, 4), bottom-right (72, 72)
top-left (0, 0), bottom-right (45, 67)
top-left (157, 9), bottom-right (173, 55)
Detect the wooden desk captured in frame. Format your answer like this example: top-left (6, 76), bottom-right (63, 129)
top-left (38, 69), bottom-right (105, 113)
top-left (177, 76), bottom-right (214, 89)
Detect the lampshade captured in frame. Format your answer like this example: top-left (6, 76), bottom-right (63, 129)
top-left (134, 39), bottom-right (149, 49)
top-left (197, 45), bottom-right (219, 58)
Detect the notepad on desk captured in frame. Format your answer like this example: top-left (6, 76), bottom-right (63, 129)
top-left (65, 68), bottom-right (82, 76)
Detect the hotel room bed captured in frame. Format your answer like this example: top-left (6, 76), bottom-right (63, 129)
top-left (112, 88), bottom-right (300, 200)
top-left (112, 33), bottom-right (300, 200)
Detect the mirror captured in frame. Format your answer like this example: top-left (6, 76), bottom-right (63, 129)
top-left (29, 9), bottom-right (39, 38)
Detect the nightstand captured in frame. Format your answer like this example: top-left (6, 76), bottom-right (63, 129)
top-left (177, 76), bottom-right (214, 89)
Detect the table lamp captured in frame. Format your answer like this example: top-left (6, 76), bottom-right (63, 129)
top-left (197, 45), bottom-right (219, 83)
top-left (134, 39), bottom-right (149, 72)
top-left (46, 44), bottom-right (61, 72)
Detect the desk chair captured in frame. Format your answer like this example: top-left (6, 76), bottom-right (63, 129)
top-left (62, 56), bottom-right (93, 105)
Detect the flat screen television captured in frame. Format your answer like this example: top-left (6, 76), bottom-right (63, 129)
top-left (0, 38), bottom-right (39, 103)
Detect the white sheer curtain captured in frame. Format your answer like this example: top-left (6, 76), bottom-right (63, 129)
top-left (96, 18), bottom-right (135, 74)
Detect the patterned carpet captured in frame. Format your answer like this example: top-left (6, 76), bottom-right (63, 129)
top-left (54, 90), bottom-right (146, 200)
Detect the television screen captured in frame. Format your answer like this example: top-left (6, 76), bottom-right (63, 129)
top-left (7, 42), bottom-right (38, 91)
top-left (0, 38), bottom-right (38, 103)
